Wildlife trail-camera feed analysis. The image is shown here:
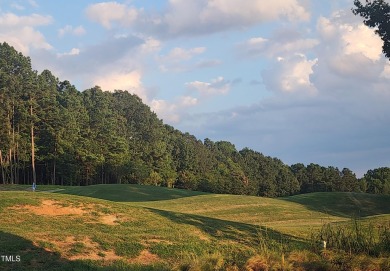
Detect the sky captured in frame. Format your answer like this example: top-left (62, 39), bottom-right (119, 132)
top-left (1, 0), bottom-right (390, 176)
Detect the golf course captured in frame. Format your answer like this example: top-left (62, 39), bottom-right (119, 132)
top-left (0, 184), bottom-right (389, 270)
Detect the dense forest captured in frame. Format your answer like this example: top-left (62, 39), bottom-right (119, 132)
top-left (0, 42), bottom-right (389, 196)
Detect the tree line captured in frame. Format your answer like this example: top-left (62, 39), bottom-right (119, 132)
top-left (0, 42), bottom-right (389, 196)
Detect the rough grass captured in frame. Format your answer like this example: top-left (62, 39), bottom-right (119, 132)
top-left (1, 185), bottom-right (389, 270)
top-left (0, 192), bottom-right (262, 270)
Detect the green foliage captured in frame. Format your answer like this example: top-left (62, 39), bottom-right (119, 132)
top-left (0, 42), bottom-right (388, 198)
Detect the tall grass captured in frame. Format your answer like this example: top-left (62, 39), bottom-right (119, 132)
top-left (313, 218), bottom-right (390, 256)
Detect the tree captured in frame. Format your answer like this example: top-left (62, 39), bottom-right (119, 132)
top-left (352, 0), bottom-right (390, 58)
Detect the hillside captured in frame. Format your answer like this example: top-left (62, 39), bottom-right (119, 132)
top-left (57, 184), bottom-right (390, 238)
top-left (1, 185), bottom-right (390, 270)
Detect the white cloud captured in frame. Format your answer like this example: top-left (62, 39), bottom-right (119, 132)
top-left (342, 24), bottom-right (382, 61)
top-left (0, 12), bottom-right (52, 54)
top-left (58, 25), bottom-right (86, 38)
top-left (158, 46), bottom-right (206, 72)
top-left (159, 0), bottom-right (309, 37)
top-left (0, 12), bottom-right (51, 26)
top-left (28, 0), bottom-right (38, 8)
top-left (240, 35), bottom-right (319, 58)
top-left (186, 76), bottom-right (231, 96)
top-left (177, 8), bottom-right (390, 176)
top-left (161, 47), bottom-right (206, 62)
top-left (11, 3), bottom-right (25, 11)
top-left (93, 70), bottom-right (147, 99)
top-left (86, 2), bottom-right (138, 29)
top-left (262, 54), bottom-right (317, 94)
top-left (150, 95), bottom-right (198, 123)
top-left (86, 0), bottom-right (309, 38)
top-left (57, 48), bottom-right (80, 57)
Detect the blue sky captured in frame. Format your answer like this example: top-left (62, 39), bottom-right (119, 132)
top-left (1, 0), bottom-right (390, 176)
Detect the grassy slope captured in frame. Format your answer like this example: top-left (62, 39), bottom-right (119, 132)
top-left (56, 185), bottom-right (390, 237)
top-left (1, 184), bottom-right (389, 270)
top-left (57, 184), bottom-right (208, 202)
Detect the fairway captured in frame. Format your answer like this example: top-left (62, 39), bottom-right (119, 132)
top-left (1, 184), bottom-right (389, 270)
top-left (57, 185), bottom-right (390, 237)
top-left (57, 184), bottom-right (208, 202)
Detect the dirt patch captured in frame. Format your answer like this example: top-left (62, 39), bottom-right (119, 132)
top-left (10, 200), bottom-right (86, 216)
top-left (100, 214), bottom-right (119, 225)
top-left (130, 249), bottom-right (160, 265)
top-left (41, 236), bottom-right (122, 261)
top-left (141, 238), bottom-right (174, 247)
top-left (192, 229), bottom-right (210, 241)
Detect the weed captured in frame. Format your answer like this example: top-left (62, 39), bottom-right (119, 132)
top-left (314, 218), bottom-right (390, 256)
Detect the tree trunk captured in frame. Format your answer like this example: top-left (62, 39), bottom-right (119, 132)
top-left (30, 103), bottom-right (36, 185)
top-left (9, 148), bottom-right (13, 184)
top-left (53, 159), bottom-right (56, 185)
top-left (0, 150), bottom-right (5, 184)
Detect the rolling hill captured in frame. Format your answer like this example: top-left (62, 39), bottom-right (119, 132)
top-left (0, 184), bottom-right (389, 270)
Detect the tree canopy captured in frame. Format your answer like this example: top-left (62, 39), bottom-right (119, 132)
top-left (0, 42), bottom-right (389, 196)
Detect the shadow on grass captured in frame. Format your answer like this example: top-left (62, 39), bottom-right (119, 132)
top-left (147, 208), bottom-right (306, 251)
top-left (57, 184), bottom-right (208, 202)
top-left (0, 231), bottom-right (170, 271)
top-left (0, 231), bottom-right (91, 271)
top-left (282, 192), bottom-right (390, 218)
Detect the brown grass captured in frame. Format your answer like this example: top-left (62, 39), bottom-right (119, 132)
top-left (35, 236), bottom-right (122, 261)
top-left (129, 249), bottom-right (161, 265)
top-left (9, 200), bottom-right (86, 216)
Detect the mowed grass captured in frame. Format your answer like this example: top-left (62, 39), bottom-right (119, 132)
top-left (58, 184), bottom-right (208, 202)
top-left (57, 185), bottom-right (390, 237)
top-left (1, 184), bottom-right (389, 270)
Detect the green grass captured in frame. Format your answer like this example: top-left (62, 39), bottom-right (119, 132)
top-left (0, 184), bottom-right (389, 270)
top-left (283, 192), bottom-right (390, 218)
top-left (0, 184), bottom-right (66, 192)
top-left (57, 184), bottom-right (208, 202)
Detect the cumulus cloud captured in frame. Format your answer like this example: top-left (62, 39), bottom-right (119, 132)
top-left (186, 76), bottom-right (231, 96)
top-left (262, 54), bottom-right (317, 94)
top-left (58, 25), bottom-right (86, 38)
top-left (317, 14), bottom-right (383, 62)
top-left (240, 36), bottom-right (319, 58)
top-left (0, 12), bottom-right (52, 54)
top-left (85, 1), bottom-right (138, 29)
top-left (177, 7), bottom-right (390, 175)
top-left (158, 46), bottom-right (207, 72)
top-left (30, 34), bottom-right (147, 93)
top-left (150, 95), bottom-right (198, 123)
top-left (158, 0), bottom-right (309, 37)
top-left (93, 70), bottom-right (150, 101)
top-left (57, 48), bottom-right (80, 57)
